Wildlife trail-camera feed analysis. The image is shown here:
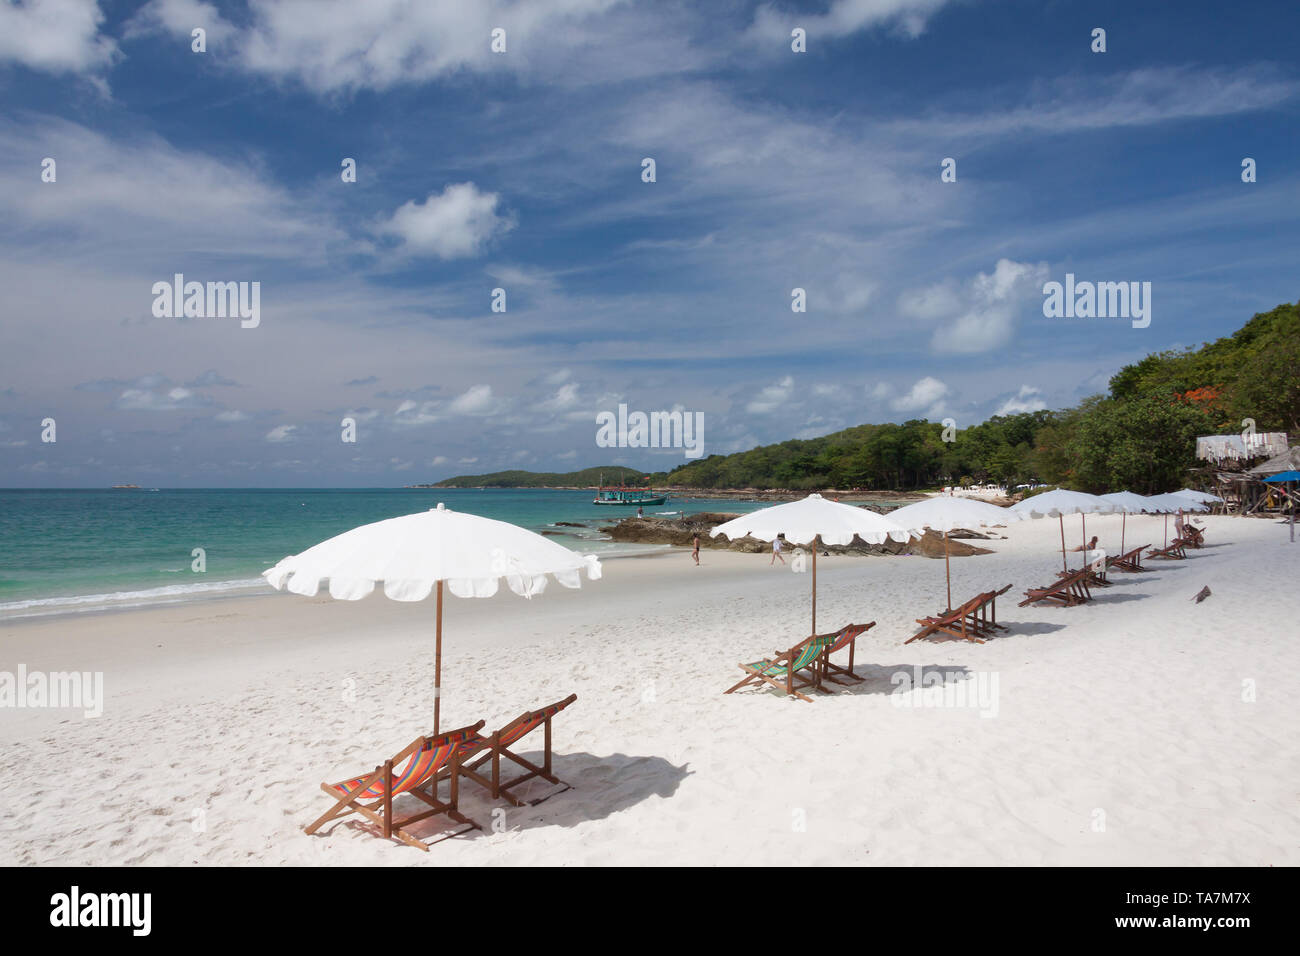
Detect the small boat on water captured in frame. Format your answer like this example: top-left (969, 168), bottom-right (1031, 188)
top-left (593, 485), bottom-right (668, 507)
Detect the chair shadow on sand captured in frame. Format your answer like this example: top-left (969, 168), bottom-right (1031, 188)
top-left (334, 751), bottom-right (688, 847)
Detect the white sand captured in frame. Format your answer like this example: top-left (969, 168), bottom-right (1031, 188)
top-left (1, 514), bottom-right (1296, 865)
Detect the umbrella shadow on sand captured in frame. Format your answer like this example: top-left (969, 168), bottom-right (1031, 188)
top-left (350, 752), bottom-right (688, 846)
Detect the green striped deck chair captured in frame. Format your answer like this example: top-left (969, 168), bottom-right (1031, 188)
top-left (724, 632), bottom-right (835, 702)
top-left (454, 694), bottom-right (578, 807)
top-left (305, 720), bottom-right (484, 851)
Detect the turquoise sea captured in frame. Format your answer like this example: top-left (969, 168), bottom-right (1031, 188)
top-left (0, 488), bottom-right (771, 618)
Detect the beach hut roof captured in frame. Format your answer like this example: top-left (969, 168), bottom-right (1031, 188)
top-left (1248, 447), bottom-right (1300, 475)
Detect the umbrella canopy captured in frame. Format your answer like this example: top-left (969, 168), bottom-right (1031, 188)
top-left (1100, 491), bottom-right (1156, 556)
top-left (263, 503), bottom-right (601, 732)
top-left (1099, 491), bottom-right (1155, 513)
top-left (711, 494), bottom-right (919, 635)
top-left (1142, 493), bottom-right (1208, 548)
top-left (1011, 489), bottom-right (1116, 571)
top-left (1173, 488), bottom-right (1224, 505)
top-left (1264, 470), bottom-right (1300, 482)
top-left (1143, 493), bottom-right (1209, 513)
top-left (887, 497), bottom-right (1024, 611)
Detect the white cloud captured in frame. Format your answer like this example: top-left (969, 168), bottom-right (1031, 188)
top-left (378, 183), bottom-right (514, 259)
top-left (748, 0), bottom-right (955, 45)
top-left (394, 400), bottom-right (440, 427)
top-left (214, 410), bottom-right (248, 422)
top-left (265, 424), bottom-right (297, 442)
top-left (125, 0), bottom-right (660, 94)
top-left (747, 375), bottom-right (795, 414)
top-left (539, 381), bottom-right (580, 412)
top-left (901, 259), bottom-right (1049, 355)
top-left (0, 0), bottom-right (117, 76)
top-left (447, 384), bottom-right (502, 416)
top-left (891, 376), bottom-right (949, 418)
top-left (430, 455), bottom-right (449, 465)
top-left (128, 0), bottom-right (237, 43)
top-left (994, 385), bottom-right (1048, 417)
top-left (115, 386), bottom-right (208, 411)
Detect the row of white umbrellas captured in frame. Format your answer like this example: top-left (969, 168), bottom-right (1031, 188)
top-left (259, 486), bottom-right (1222, 728)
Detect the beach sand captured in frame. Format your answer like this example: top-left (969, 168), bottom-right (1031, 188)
top-left (1, 514), bottom-right (1296, 865)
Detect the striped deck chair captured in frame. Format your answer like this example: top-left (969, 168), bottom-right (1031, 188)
top-left (724, 632), bottom-right (834, 702)
top-left (822, 622), bottom-right (876, 684)
top-left (454, 694), bottom-right (578, 807)
top-left (304, 721), bottom-right (484, 851)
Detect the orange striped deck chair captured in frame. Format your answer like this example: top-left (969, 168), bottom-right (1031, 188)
top-left (305, 720), bottom-right (484, 851)
top-left (822, 622), bottom-right (876, 684)
top-left (454, 694), bottom-right (578, 807)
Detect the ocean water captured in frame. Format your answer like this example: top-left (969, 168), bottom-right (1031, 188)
top-left (0, 488), bottom-right (768, 618)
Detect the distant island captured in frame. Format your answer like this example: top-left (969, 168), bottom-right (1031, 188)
top-left (410, 466), bottom-right (645, 489)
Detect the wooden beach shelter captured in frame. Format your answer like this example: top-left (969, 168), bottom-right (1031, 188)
top-left (710, 494), bottom-right (918, 636)
top-left (263, 503), bottom-right (601, 734)
top-left (887, 497), bottom-right (1024, 613)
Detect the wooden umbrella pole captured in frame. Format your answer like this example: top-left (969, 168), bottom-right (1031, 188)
top-left (944, 529), bottom-right (952, 612)
top-left (1121, 512), bottom-right (1126, 556)
top-left (434, 579), bottom-right (443, 736)
top-left (1059, 515), bottom-right (1067, 571)
top-left (811, 534), bottom-right (818, 637)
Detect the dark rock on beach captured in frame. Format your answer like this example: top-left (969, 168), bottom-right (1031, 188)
top-left (603, 512), bottom-right (992, 558)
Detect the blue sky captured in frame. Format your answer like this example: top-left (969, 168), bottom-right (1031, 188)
top-left (0, 0), bottom-right (1296, 487)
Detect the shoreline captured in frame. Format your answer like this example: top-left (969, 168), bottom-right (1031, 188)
top-left (0, 544), bottom-right (683, 625)
top-left (2, 513), bottom-right (1296, 865)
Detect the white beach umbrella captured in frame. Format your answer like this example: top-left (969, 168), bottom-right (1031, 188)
top-left (1100, 491), bottom-right (1156, 557)
top-left (263, 503), bottom-right (601, 733)
top-left (710, 494), bottom-right (919, 635)
top-left (1144, 493), bottom-right (1209, 548)
top-left (1010, 488), bottom-right (1116, 571)
top-left (887, 497), bottom-right (1025, 612)
top-left (1173, 488), bottom-right (1224, 505)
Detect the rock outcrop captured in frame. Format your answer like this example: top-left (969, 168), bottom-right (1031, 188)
top-left (602, 513), bottom-right (993, 558)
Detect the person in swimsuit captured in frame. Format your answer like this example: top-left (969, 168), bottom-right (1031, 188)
top-left (691, 533), bottom-right (700, 566)
top-left (770, 534), bottom-right (785, 566)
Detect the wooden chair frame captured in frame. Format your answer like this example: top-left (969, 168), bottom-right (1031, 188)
top-left (725, 633), bottom-right (834, 702)
top-left (305, 720), bottom-right (485, 851)
top-left (821, 622), bottom-right (876, 684)
top-left (454, 694), bottom-right (578, 807)
top-left (1106, 545), bottom-right (1149, 573)
top-left (1019, 568), bottom-right (1091, 607)
top-left (1147, 539), bottom-right (1188, 560)
top-left (909, 592), bottom-right (993, 644)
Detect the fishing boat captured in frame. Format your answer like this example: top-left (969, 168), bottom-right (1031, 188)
top-left (593, 484), bottom-right (668, 506)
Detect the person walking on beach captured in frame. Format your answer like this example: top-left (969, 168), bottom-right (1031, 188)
top-left (770, 534), bottom-right (785, 566)
top-left (692, 533), bottom-right (700, 566)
